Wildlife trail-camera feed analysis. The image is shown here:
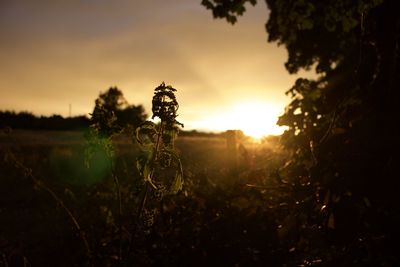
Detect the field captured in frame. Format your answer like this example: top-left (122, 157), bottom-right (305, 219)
top-left (1, 130), bottom-right (295, 266)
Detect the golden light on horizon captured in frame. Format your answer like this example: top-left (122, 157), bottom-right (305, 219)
top-left (191, 102), bottom-right (287, 139)
top-left (0, 0), bottom-right (317, 130)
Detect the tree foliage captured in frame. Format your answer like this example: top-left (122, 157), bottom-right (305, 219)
top-left (202, 0), bottom-right (257, 24)
top-left (90, 87), bottom-right (147, 137)
top-left (203, 0), bottom-right (400, 264)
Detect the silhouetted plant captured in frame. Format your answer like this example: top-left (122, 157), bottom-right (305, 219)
top-left (84, 82), bottom-right (184, 264)
top-left (135, 82), bottom-right (184, 217)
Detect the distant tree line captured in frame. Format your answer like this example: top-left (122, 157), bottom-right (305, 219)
top-left (0, 87), bottom-right (148, 131)
top-left (0, 111), bottom-right (90, 131)
top-left (1, 86), bottom-right (242, 137)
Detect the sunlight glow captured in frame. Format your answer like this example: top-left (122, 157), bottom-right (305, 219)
top-left (191, 102), bottom-right (287, 138)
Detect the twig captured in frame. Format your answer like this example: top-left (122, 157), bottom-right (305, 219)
top-left (110, 162), bottom-right (123, 265)
top-left (319, 108), bottom-right (337, 145)
top-left (6, 150), bottom-right (92, 264)
top-left (137, 183), bottom-right (149, 218)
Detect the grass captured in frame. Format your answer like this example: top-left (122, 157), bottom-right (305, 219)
top-left (0, 129), bottom-right (290, 266)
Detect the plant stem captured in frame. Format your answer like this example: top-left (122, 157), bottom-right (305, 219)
top-left (137, 121), bottom-right (164, 218)
top-left (137, 183), bottom-right (149, 218)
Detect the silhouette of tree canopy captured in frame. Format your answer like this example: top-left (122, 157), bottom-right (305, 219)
top-left (95, 87), bottom-right (128, 112)
top-left (0, 111), bottom-right (90, 130)
top-left (91, 87), bottom-right (147, 135)
top-left (204, 0), bottom-right (400, 264)
top-left (117, 105), bottom-right (147, 128)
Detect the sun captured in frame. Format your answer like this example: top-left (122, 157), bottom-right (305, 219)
top-left (228, 103), bottom-right (286, 138)
top-left (191, 102), bottom-right (286, 139)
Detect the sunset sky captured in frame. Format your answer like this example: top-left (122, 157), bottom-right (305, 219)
top-left (0, 0), bottom-right (315, 136)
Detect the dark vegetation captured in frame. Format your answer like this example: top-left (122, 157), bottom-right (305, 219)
top-left (0, 111), bottom-right (90, 131)
top-left (0, 87), bottom-right (147, 132)
top-left (1, 0), bottom-right (400, 266)
top-left (203, 0), bottom-right (400, 264)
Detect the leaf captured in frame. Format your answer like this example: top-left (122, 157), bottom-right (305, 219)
top-left (165, 149), bottom-right (184, 194)
top-left (136, 152), bottom-right (153, 180)
top-left (135, 121), bottom-right (157, 146)
top-left (170, 170), bottom-right (183, 194)
top-left (143, 164), bottom-right (150, 181)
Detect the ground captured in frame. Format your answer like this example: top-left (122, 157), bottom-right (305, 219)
top-left (1, 129), bottom-right (296, 266)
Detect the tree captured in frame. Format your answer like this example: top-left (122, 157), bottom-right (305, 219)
top-left (203, 0), bottom-right (400, 264)
top-left (95, 86), bottom-right (127, 112)
top-left (91, 87), bottom-right (147, 136)
top-left (116, 104), bottom-right (147, 128)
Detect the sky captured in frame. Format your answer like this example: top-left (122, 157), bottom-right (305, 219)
top-left (0, 0), bottom-right (315, 136)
